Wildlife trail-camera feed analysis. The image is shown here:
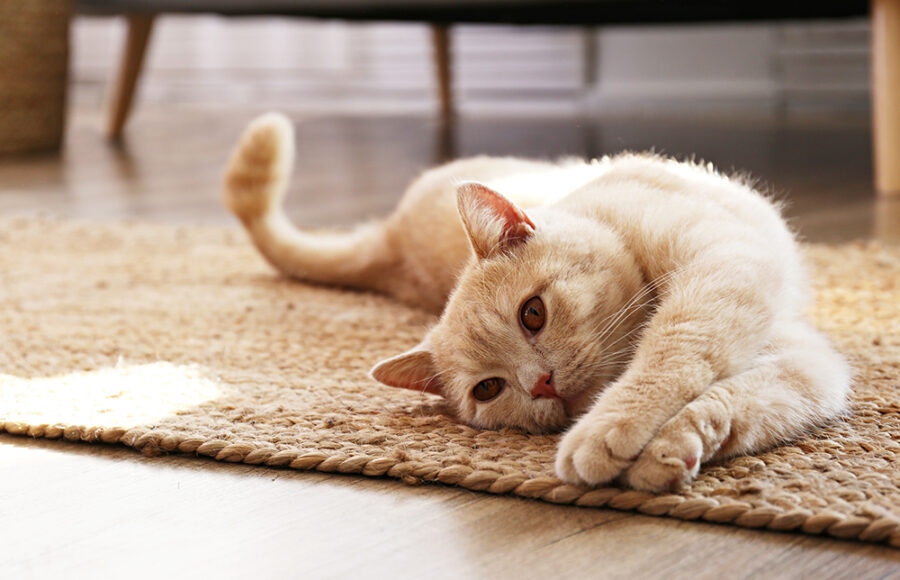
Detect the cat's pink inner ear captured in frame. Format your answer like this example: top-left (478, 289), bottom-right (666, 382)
top-left (370, 349), bottom-right (442, 395)
top-left (457, 182), bottom-right (536, 260)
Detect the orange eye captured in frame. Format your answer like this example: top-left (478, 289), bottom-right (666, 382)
top-left (520, 296), bottom-right (546, 334)
top-left (472, 378), bottom-right (505, 402)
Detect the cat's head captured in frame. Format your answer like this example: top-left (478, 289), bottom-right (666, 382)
top-left (371, 182), bottom-right (648, 433)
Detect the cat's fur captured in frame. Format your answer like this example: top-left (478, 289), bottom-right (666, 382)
top-left (223, 113), bottom-right (850, 492)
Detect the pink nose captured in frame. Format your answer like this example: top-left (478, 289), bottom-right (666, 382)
top-left (531, 373), bottom-right (558, 399)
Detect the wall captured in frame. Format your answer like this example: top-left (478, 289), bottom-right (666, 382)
top-left (71, 15), bottom-right (871, 116)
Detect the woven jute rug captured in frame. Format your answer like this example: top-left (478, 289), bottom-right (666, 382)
top-left (1, 217), bottom-right (898, 547)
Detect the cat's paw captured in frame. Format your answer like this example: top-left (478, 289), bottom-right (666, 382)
top-left (622, 401), bottom-right (731, 492)
top-left (621, 430), bottom-right (703, 492)
top-left (555, 411), bottom-right (647, 486)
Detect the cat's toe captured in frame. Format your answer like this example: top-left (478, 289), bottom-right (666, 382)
top-left (555, 415), bottom-right (642, 486)
top-left (623, 432), bottom-right (703, 492)
top-left (554, 446), bottom-right (584, 485)
top-left (555, 421), bottom-right (591, 485)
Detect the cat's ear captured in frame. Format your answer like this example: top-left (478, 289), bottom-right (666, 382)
top-left (457, 182), bottom-right (536, 260)
top-left (370, 341), bottom-right (442, 395)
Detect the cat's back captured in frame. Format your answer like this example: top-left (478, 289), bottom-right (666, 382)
top-left (395, 155), bottom-right (599, 212)
top-left (559, 153), bottom-right (807, 307)
top-left (566, 153), bottom-right (791, 242)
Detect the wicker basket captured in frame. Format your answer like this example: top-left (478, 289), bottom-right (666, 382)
top-left (0, 1), bottom-right (71, 155)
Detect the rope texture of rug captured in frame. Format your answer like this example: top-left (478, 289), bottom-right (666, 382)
top-left (1, 218), bottom-right (898, 547)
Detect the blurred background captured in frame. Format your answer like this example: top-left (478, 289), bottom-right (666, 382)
top-left (1, 2), bottom-right (896, 242)
top-left (72, 18), bottom-right (870, 115)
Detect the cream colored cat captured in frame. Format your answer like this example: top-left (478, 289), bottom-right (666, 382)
top-left (223, 112), bottom-right (850, 492)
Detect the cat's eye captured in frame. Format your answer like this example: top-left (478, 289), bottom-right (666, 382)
top-left (472, 377), bottom-right (505, 402)
top-left (520, 296), bottom-right (546, 334)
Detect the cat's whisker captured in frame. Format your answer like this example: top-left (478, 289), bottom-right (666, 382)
top-left (564, 269), bottom-right (682, 392)
top-left (579, 347), bottom-right (636, 377)
top-left (590, 272), bottom-right (664, 335)
top-left (587, 264), bottom-right (687, 348)
top-left (589, 287), bottom-right (650, 337)
top-left (566, 317), bottom-right (649, 388)
top-left (416, 368), bottom-right (454, 393)
top-left (589, 287), bottom-right (655, 346)
top-left (564, 335), bottom-right (639, 389)
top-left (593, 314), bottom-right (652, 353)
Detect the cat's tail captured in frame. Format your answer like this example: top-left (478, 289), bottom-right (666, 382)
top-left (223, 113), bottom-right (395, 290)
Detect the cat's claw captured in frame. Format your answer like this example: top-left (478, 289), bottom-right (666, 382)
top-left (621, 400), bottom-right (731, 492)
top-left (622, 431), bottom-right (704, 492)
top-left (554, 412), bottom-right (647, 486)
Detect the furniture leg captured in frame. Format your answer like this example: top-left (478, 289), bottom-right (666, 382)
top-left (431, 24), bottom-right (454, 125)
top-left (872, 0), bottom-right (900, 197)
top-left (106, 13), bottom-right (155, 140)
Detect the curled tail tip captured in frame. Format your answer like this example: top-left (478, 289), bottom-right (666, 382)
top-left (253, 110), bottom-right (293, 128)
top-left (246, 111), bottom-right (294, 147)
top-left (223, 112), bottom-right (295, 221)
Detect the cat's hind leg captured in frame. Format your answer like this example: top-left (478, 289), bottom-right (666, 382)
top-left (621, 320), bottom-right (850, 492)
top-left (223, 113), bottom-right (398, 294)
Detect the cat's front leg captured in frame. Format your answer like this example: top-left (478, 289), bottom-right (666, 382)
top-left (555, 360), bottom-right (715, 486)
top-left (556, 249), bottom-right (787, 487)
top-left (622, 320), bottom-right (849, 492)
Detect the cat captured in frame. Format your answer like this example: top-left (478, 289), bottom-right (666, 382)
top-left (223, 112), bottom-right (850, 492)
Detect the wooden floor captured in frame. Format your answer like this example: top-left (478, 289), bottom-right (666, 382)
top-left (2, 106), bottom-right (900, 578)
top-left (2, 106), bottom-right (899, 242)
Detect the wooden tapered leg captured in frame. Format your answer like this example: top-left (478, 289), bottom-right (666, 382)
top-left (431, 24), bottom-right (454, 125)
top-left (106, 13), bottom-right (155, 141)
top-left (872, 0), bottom-right (900, 197)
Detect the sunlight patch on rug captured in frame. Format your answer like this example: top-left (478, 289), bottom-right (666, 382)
top-left (0, 362), bottom-right (222, 430)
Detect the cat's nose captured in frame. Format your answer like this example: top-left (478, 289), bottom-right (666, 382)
top-left (530, 373), bottom-right (558, 399)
